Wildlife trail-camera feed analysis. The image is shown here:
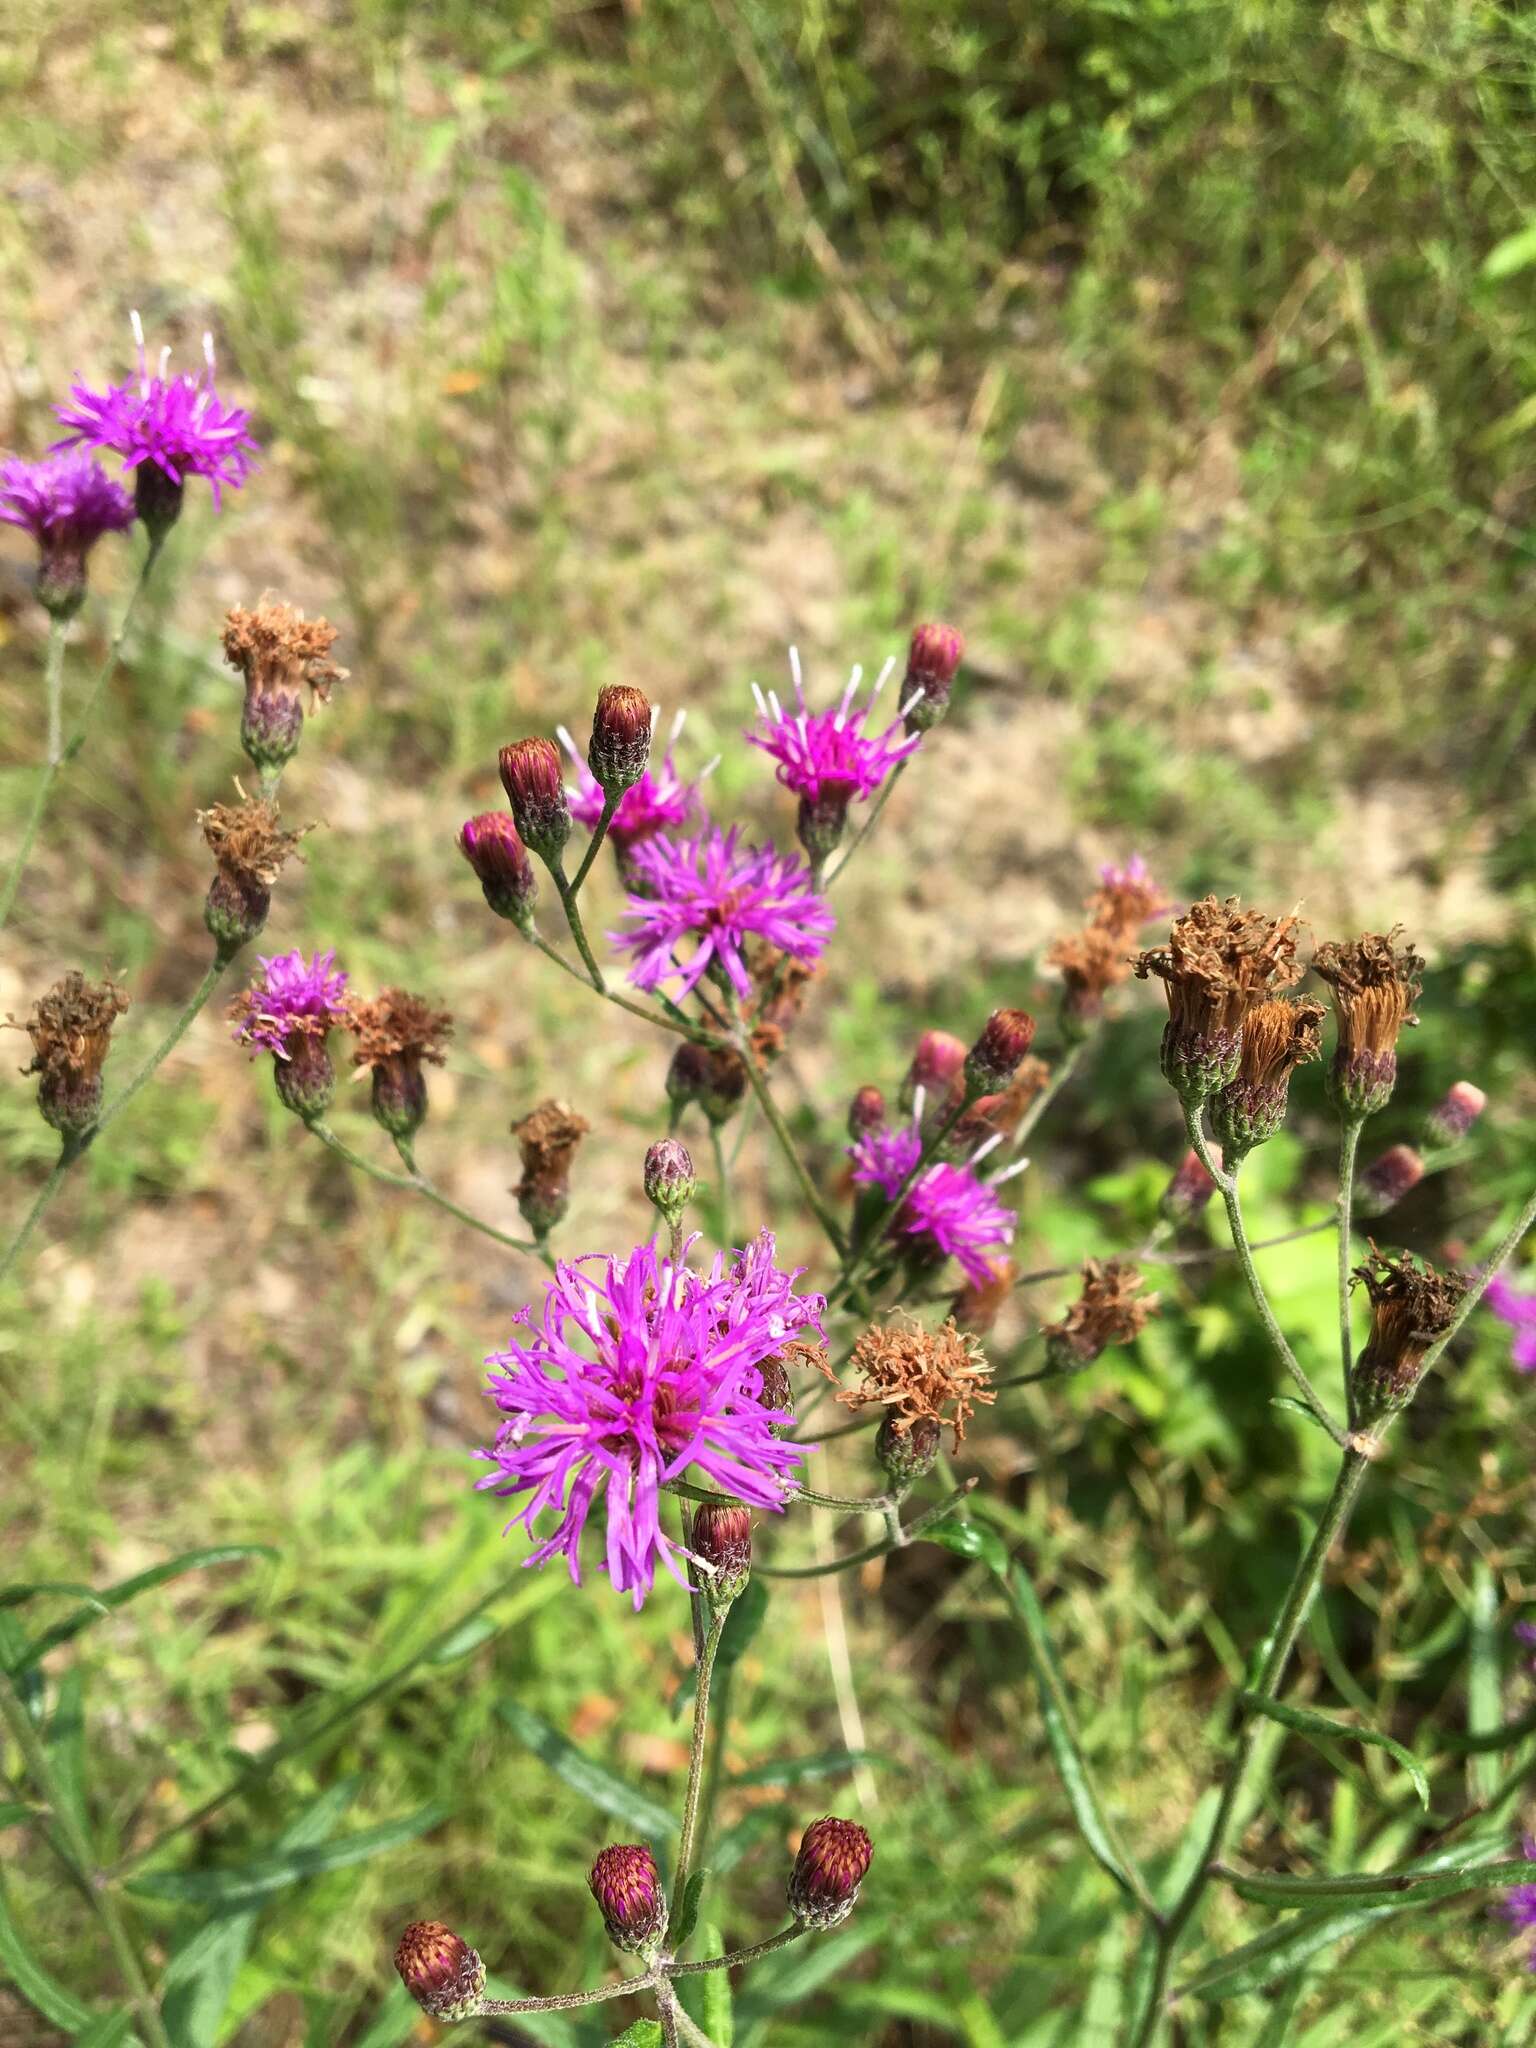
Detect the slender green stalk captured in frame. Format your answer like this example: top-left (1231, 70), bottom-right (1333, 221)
top-left (669, 1924), bottom-right (807, 1974)
top-left (1182, 1103), bottom-right (1344, 1444)
top-left (0, 1675), bottom-right (172, 2048)
top-left (710, 1123), bottom-right (731, 1251)
top-left (756, 1478), bottom-right (977, 1578)
top-left (824, 757), bottom-right (908, 891)
top-left (0, 541), bottom-right (161, 935)
top-left (659, 1984), bottom-right (721, 2048)
top-left (735, 1039), bottom-right (848, 1256)
top-left (479, 1973), bottom-right (653, 2014)
top-left (0, 1138), bottom-right (82, 1287)
top-left (1209, 1858), bottom-right (1536, 1905)
top-left (392, 1136), bottom-right (542, 1255)
top-left (308, 1123), bottom-right (543, 1259)
top-left (1337, 1116), bottom-right (1365, 1424)
top-left (671, 1605), bottom-right (729, 1921)
top-left (568, 789), bottom-right (619, 897)
top-left (792, 1483), bottom-right (897, 1514)
top-left (1011, 1036), bottom-right (1087, 1151)
top-left (528, 931), bottom-right (708, 1040)
top-left (547, 855), bottom-right (606, 989)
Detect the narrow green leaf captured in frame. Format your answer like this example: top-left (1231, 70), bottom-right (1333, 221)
top-left (926, 1515), bottom-right (1008, 1575)
top-left (0, 1879), bottom-right (92, 2030)
top-left (1484, 223), bottom-right (1536, 280)
top-left (1240, 1691), bottom-right (1429, 1809)
top-left (672, 1867), bottom-right (708, 1954)
top-left (1180, 1900), bottom-right (1417, 2000)
top-left (11, 1549), bottom-right (277, 1673)
top-left (128, 1801), bottom-right (448, 1906)
top-left (732, 1749), bottom-right (878, 1790)
top-left (0, 1801), bottom-right (39, 1827)
top-left (497, 1700), bottom-right (677, 1841)
top-left (48, 1668), bottom-right (89, 1835)
top-left (609, 2025), bottom-right (663, 2048)
top-left (72, 2010), bottom-right (136, 2048)
top-left (698, 1924), bottom-right (733, 2046)
top-left (0, 1581), bottom-right (107, 1613)
top-left (1269, 1396), bottom-right (1335, 1436)
top-left (716, 1579), bottom-right (768, 1672)
top-left (1219, 1856), bottom-right (1535, 1909)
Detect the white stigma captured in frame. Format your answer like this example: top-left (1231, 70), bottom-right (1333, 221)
top-left (990, 1158), bottom-right (1031, 1186)
top-left (967, 1131), bottom-right (1004, 1168)
top-left (868, 654), bottom-right (896, 703)
top-left (898, 688), bottom-right (925, 722)
top-left (750, 681), bottom-right (770, 721)
top-left (910, 1083), bottom-right (927, 1126)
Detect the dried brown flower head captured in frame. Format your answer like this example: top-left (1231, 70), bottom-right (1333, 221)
top-left (223, 598), bottom-right (345, 708)
top-left (1047, 923), bottom-right (1133, 1027)
top-left (1135, 897), bottom-right (1304, 1102)
top-left (1088, 865), bottom-right (1171, 942)
top-left (1043, 1259), bottom-right (1160, 1370)
top-left (514, 1098), bottom-right (591, 1236)
top-left (1350, 1246), bottom-right (1465, 1420)
top-left (840, 1312), bottom-right (994, 1447)
top-left (11, 971), bottom-right (129, 1135)
top-left (1313, 928), bottom-right (1425, 1118)
top-left (348, 988), bottom-right (453, 1143)
top-left (1210, 994), bottom-right (1326, 1163)
top-left (199, 794), bottom-right (309, 889)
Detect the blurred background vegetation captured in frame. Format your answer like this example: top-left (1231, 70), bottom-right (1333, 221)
top-left (3, 2), bottom-right (1536, 2043)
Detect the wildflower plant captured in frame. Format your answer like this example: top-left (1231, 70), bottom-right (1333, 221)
top-left (6, 431), bottom-right (1536, 2048)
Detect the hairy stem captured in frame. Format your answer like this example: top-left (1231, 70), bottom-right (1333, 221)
top-left (528, 931), bottom-right (710, 1041)
top-left (1337, 1116), bottom-right (1364, 1425)
top-left (668, 1924), bottom-right (807, 1974)
top-left (756, 1478), bottom-right (977, 1578)
top-left (823, 757), bottom-right (908, 891)
top-left (478, 1972), bottom-right (653, 2014)
top-left (306, 1122), bottom-right (542, 1258)
top-left (0, 1137), bottom-right (82, 1288)
top-left (671, 1604), bottom-right (729, 1922)
top-left (548, 855), bottom-right (606, 989)
top-left (568, 788), bottom-right (620, 897)
top-left (735, 1039), bottom-right (848, 1256)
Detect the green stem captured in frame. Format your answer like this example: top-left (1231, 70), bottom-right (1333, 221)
top-left (547, 855), bottom-right (606, 989)
top-left (390, 1135), bottom-right (543, 1256)
top-left (309, 1122), bottom-right (542, 1257)
top-left (0, 1137), bottom-right (81, 1288)
top-left (1209, 1857), bottom-right (1536, 1905)
top-left (823, 757), bottom-right (908, 891)
top-left (735, 1040), bottom-right (848, 1256)
top-left (0, 542), bottom-right (161, 936)
top-left (1011, 1036), bottom-right (1087, 1151)
top-left (528, 931), bottom-right (708, 1040)
top-left (0, 1674), bottom-right (172, 2048)
top-left (671, 1605), bottom-right (729, 1922)
top-left (756, 1478), bottom-right (977, 1578)
top-left (478, 1972), bottom-right (653, 2014)
top-left (710, 1123), bottom-right (731, 1251)
top-left (659, 1984), bottom-right (720, 2048)
top-left (1183, 1103), bottom-right (1345, 1445)
top-left (1337, 1117), bottom-right (1365, 1425)
top-left (667, 1924), bottom-right (807, 1975)
top-left (793, 1483), bottom-right (897, 1514)
top-left (569, 789), bottom-right (619, 897)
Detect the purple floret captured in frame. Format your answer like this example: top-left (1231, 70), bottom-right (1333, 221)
top-left (1495, 1837), bottom-right (1536, 1962)
top-left (1486, 1273), bottom-right (1536, 1372)
top-left (748, 650), bottom-right (920, 807)
top-left (0, 452), bottom-right (135, 551)
top-left (230, 948), bottom-right (349, 1057)
top-left (848, 1122), bottom-right (1017, 1285)
top-left (476, 1234), bottom-right (821, 1607)
top-left (53, 316), bottom-right (257, 507)
top-left (611, 825), bottom-right (835, 1002)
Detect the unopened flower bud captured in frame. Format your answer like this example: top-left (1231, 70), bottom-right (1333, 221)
top-left (666, 1041), bottom-right (747, 1126)
top-left (1357, 1144), bottom-right (1425, 1218)
top-left (848, 1085), bottom-right (886, 1139)
top-left (588, 685), bottom-right (653, 797)
top-left (899, 1030), bottom-right (967, 1115)
top-left (459, 812), bottom-right (538, 933)
top-left (876, 1412), bottom-right (940, 1488)
top-left (1160, 1146), bottom-right (1222, 1223)
top-left (394, 1921), bottom-right (486, 2022)
top-left (588, 1844), bottom-right (667, 1954)
top-left (1426, 1081), bottom-right (1487, 1149)
top-left (691, 1502), bottom-right (752, 1605)
top-left (964, 1007), bottom-right (1036, 1100)
top-left (903, 623), bottom-right (964, 734)
top-left (273, 1039), bottom-right (336, 1121)
top-left (788, 1816), bottom-right (873, 1929)
top-left (644, 1137), bottom-right (695, 1221)
top-left (499, 738), bottom-right (571, 861)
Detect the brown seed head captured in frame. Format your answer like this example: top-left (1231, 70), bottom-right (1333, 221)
top-left (222, 597), bottom-right (345, 708)
top-left (348, 988), bottom-right (453, 1072)
top-left (514, 1097), bottom-right (591, 1234)
top-left (1135, 897), bottom-right (1305, 1100)
top-left (841, 1312), bottom-right (993, 1447)
top-left (1350, 1246), bottom-right (1466, 1419)
top-left (1043, 1259), bottom-right (1160, 1370)
top-left (1312, 930), bottom-right (1424, 1059)
top-left (11, 971), bottom-right (130, 1131)
top-left (1048, 923), bottom-right (1134, 1026)
top-left (199, 794), bottom-right (309, 888)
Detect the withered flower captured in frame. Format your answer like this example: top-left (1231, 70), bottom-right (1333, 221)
top-left (1210, 994), bottom-right (1326, 1164)
top-left (666, 1040), bottom-right (748, 1126)
top-left (11, 971), bottom-right (129, 1136)
top-left (199, 793), bottom-right (309, 956)
top-left (1135, 897), bottom-right (1304, 1104)
top-left (1047, 923), bottom-right (1134, 1034)
top-left (513, 1098), bottom-right (590, 1236)
top-left (222, 597), bottom-right (346, 774)
top-left (1042, 1259), bottom-right (1160, 1372)
top-left (1350, 1247), bottom-right (1465, 1423)
top-left (1313, 929), bottom-right (1425, 1120)
top-left (349, 988), bottom-right (453, 1143)
top-left (840, 1312), bottom-right (994, 1448)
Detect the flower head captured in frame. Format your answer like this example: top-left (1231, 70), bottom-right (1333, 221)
top-left (228, 947), bottom-right (349, 1119)
top-left (0, 453), bottom-right (135, 616)
top-left (1043, 1259), bottom-right (1160, 1371)
top-left (476, 1235), bottom-right (820, 1606)
top-left (749, 649), bottom-right (920, 862)
top-left (349, 988), bottom-right (454, 1141)
top-left (199, 793), bottom-right (308, 954)
top-left (1313, 929), bottom-right (1425, 1119)
top-left (898, 1029), bottom-right (968, 1116)
top-left (1350, 1247), bottom-right (1466, 1421)
top-left (690, 1501), bottom-right (753, 1605)
top-left (589, 1844), bottom-right (667, 1953)
top-left (459, 811), bottom-right (537, 931)
top-left (1092, 855), bottom-right (1172, 935)
top-left (559, 709), bottom-right (707, 863)
top-left (1048, 856), bottom-right (1170, 1034)
top-left (222, 598), bottom-right (346, 773)
top-left (499, 738), bottom-right (571, 860)
top-left (903, 621), bottom-right (964, 733)
top-left (1426, 1080), bottom-right (1486, 1149)
top-left (1357, 1144), bottom-right (1425, 1218)
top-left (847, 1122), bottom-right (1018, 1286)
top-left (53, 316), bottom-right (257, 532)
top-left (1486, 1273), bottom-right (1536, 1373)
top-left (612, 826), bottom-right (834, 1003)
top-left (643, 1137), bottom-right (696, 1222)
top-left (513, 1098), bottom-right (590, 1236)
top-left (587, 684), bottom-right (654, 797)
top-left (1210, 994), bottom-right (1326, 1164)
top-left (394, 1922), bottom-right (486, 2020)
top-left (841, 1311), bottom-right (994, 1447)
top-left (1135, 897), bottom-right (1305, 1103)
top-left (10, 971), bottom-right (129, 1135)
top-left (788, 1817), bottom-right (873, 1928)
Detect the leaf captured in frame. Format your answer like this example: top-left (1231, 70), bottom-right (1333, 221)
top-left (0, 1878), bottom-right (91, 2030)
top-left (497, 1700), bottom-right (677, 1841)
top-left (1219, 1856), bottom-right (1535, 1909)
top-left (73, 2012), bottom-right (136, 2048)
top-left (0, 1581), bottom-right (107, 1613)
top-left (1239, 1692), bottom-right (1428, 1809)
top-left (0, 1801), bottom-right (39, 1827)
top-left (9, 1549), bottom-right (277, 1673)
top-left (609, 2026), bottom-right (663, 2047)
top-left (1483, 223), bottom-right (1536, 280)
top-left (1180, 1899), bottom-right (1424, 2000)
top-left (128, 1800), bottom-right (447, 1907)
top-left (926, 1516), bottom-right (1009, 1574)
top-left (1269, 1396), bottom-right (1336, 1436)
top-left (48, 1668), bottom-right (89, 1835)
top-left (698, 1924), bottom-right (734, 2046)
top-left (672, 1867), bottom-right (708, 1954)
top-left (350, 1987), bottom-right (418, 2048)
top-left (732, 1749), bottom-right (878, 1790)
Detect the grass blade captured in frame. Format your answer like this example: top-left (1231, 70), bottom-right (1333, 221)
top-left (497, 1700), bottom-right (677, 1842)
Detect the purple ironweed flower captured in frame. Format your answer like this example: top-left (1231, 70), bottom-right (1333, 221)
top-left (229, 948), bottom-right (349, 1059)
top-left (1486, 1273), bottom-right (1536, 1373)
top-left (53, 314), bottom-right (258, 534)
top-left (848, 1122), bottom-right (1019, 1286)
top-left (748, 648), bottom-right (920, 862)
top-left (1493, 1836), bottom-right (1536, 1960)
top-left (0, 453), bottom-right (134, 616)
top-left (611, 825), bottom-right (835, 1003)
top-left (558, 709), bottom-right (710, 860)
top-left (476, 1234), bottom-right (821, 1608)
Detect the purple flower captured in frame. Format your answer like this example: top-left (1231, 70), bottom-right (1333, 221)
top-left (1494, 1836), bottom-right (1536, 1959)
top-left (0, 453), bottom-right (134, 551)
top-left (229, 948), bottom-right (349, 1058)
top-left (611, 825), bottom-right (835, 1002)
top-left (53, 314), bottom-right (258, 511)
top-left (748, 651), bottom-right (920, 807)
top-left (848, 1123), bottom-right (1018, 1285)
top-left (559, 711), bottom-right (711, 857)
top-left (1486, 1273), bottom-right (1536, 1372)
top-left (476, 1235), bottom-right (821, 1607)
